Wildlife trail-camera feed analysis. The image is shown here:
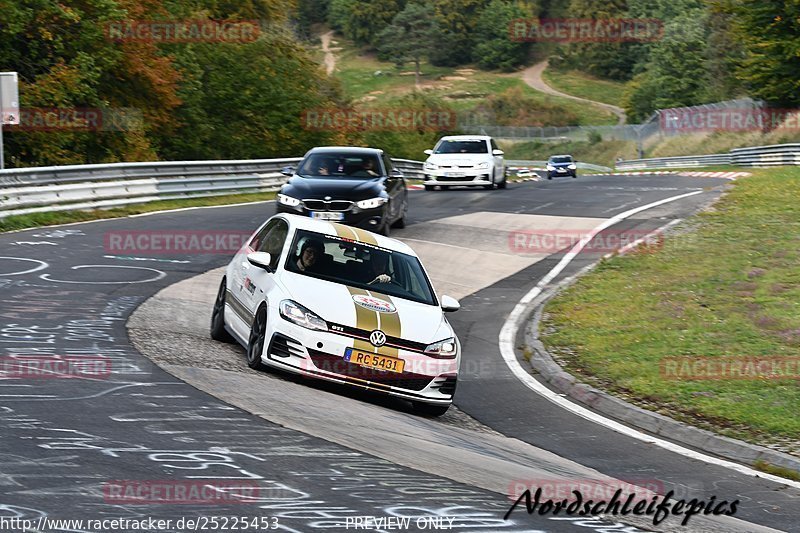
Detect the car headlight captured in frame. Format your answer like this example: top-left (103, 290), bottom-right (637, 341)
top-left (476, 162), bottom-right (490, 169)
top-left (356, 197), bottom-right (388, 209)
top-left (277, 194), bottom-right (301, 207)
top-left (279, 300), bottom-right (328, 331)
top-left (423, 161), bottom-right (439, 171)
top-left (424, 337), bottom-right (457, 359)
top-left (568, 164), bottom-right (577, 170)
top-left (546, 165), bottom-right (555, 170)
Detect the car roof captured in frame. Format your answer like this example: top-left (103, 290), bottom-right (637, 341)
top-left (437, 135), bottom-right (491, 141)
top-left (305, 146), bottom-right (385, 156)
top-left (277, 214), bottom-right (417, 256)
top-left (549, 154), bottom-right (573, 158)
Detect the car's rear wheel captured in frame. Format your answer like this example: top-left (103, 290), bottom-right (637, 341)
top-left (424, 184), bottom-right (433, 191)
top-left (246, 305), bottom-right (268, 370)
top-left (440, 185), bottom-right (450, 191)
top-left (412, 401), bottom-right (450, 417)
top-left (210, 278), bottom-right (234, 343)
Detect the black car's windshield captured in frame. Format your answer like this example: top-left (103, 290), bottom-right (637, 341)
top-left (434, 140), bottom-right (489, 154)
top-left (297, 152), bottom-right (382, 179)
top-left (550, 156), bottom-right (573, 164)
top-left (285, 230), bottom-right (437, 306)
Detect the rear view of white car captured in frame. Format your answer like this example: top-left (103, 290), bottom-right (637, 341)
top-left (210, 214), bottom-right (462, 416)
top-left (422, 135), bottom-right (506, 190)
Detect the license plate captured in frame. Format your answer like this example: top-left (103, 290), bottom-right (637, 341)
top-left (311, 211), bottom-right (344, 221)
top-left (344, 348), bottom-right (405, 373)
top-left (444, 172), bottom-right (465, 178)
top-left (557, 168), bottom-right (567, 172)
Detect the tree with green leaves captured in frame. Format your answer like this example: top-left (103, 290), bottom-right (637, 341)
top-left (376, 2), bottom-right (438, 85)
top-left (473, 0), bottom-right (533, 71)
top-left (328, 0), bottom-right (405, 46)
top-left (717, 0), bottom-right (800, 107)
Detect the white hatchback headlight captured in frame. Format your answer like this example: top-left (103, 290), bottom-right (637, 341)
top-left (279, 300), bottom-right (328, 331)
top-left (278, 194), bottom-right (301, 207)
top-left (423, 161), bottom-right (439, 171)
top-left (356, 197), bottom-right (388, 209)
top-left (424, 337), bottom-right (457, 359)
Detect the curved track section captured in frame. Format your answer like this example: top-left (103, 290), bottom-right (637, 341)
top-left (0, 175), bottom-right (797, 532)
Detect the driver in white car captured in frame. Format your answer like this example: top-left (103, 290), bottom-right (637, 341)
top-left (364, 250), bottom-right (392, 285)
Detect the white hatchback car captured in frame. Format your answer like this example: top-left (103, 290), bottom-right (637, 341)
top-left (211, 214), bottom-right (461, 416)
top-left (422, 135), bottom-right (506, 190)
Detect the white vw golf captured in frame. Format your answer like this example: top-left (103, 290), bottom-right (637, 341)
top-left (210, 214), bottom-right (461, 416)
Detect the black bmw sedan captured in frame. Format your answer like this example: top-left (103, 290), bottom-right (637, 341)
top-left (276, 147), bottom-right (408, 235)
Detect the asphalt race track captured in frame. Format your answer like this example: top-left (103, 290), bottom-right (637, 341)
top-left (1, 173), bottom-right (798, 532)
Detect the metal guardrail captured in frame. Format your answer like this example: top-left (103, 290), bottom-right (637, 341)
top-left (507, 160), bottom-right (613, 173)
top-left (616, 143), bottom-right (800, 170)
top-left (730, 144), bottom-right (800, 167)
top-left (0, 158), bottom-right (425, 218)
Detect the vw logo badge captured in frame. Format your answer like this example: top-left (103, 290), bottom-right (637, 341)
top-left (369, 330), bottom-right (387, 347)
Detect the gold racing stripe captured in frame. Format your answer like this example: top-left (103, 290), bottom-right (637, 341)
top-left (347, 286), bottom-right (380, 353)
top-left (331, 222), bottom-right (378, 246)
top-left (373, 293), bottom-right (401, 359)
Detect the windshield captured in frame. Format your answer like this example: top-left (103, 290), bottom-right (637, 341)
top-left (550, 156), bottom-right (573, 164)
top-left (433, 140), bottom-right (489, 154)
top-left (285, 230), bottom-right (437, 306)
top-left (296, 152), bottom-right (383, 179)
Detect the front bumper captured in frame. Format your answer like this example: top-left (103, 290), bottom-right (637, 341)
top-left (262, 320), bottom-right (458, 405)
top-left (547, 167), bottom-right (576, 177)
top-left (423, 170), bottom-right (492, 187)
top-left (276, 203), bottom-right (387, 231)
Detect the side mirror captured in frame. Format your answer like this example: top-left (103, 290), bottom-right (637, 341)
top-left (390, 168), bottom-right (404, 179)
top-left (441, 295), bottom-right (460, 313)
top-left (280, 166), bottom-right (295, 177)
top-left (424, 149), bottom-right (433, 155)
top-left (247, 252), bottom-right (273, 272)
top-left (492, 149), bottom-right (504, 156)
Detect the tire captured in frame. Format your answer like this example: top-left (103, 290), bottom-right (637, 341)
top-left (440, 185), bottom-right (450, 191)
top-left (547, 174), bottom-right (553, 180)
top-left (412, 401), bottom-right (450, 417)
top-left (246, 305), bottom-right (268, 370)
top-left (498, 178), bottom-right (507, 189)
top-left (424, 185), bottom-right (433, 191)
top-left (210, 278), bottom-right (234, 343)
top-left (390, 198), bottom-right (407, 229)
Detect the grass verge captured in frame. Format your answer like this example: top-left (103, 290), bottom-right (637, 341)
top-left (0, 191), bottom-right (276, 233)
top-left (500, 139), bottom-right (637, 167)
top-left (541, 67), bottom-right (627, 107)
top-left (540, 167), bottom-right (800, 452)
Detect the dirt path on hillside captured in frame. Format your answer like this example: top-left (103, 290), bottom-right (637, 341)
top-left (522, 59), bottom-right (627, 125)
top-left (321, 31), bottom-right (336, 75)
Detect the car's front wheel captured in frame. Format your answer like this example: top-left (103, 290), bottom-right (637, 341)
top-left (246, 305), bottom-right (268, 370)
top-left (412, 401), bottom-right (450, 417)
top-left (210, 278), bottom-right (234, 343)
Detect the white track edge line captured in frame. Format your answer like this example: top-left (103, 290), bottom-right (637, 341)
top-left (498, 190), bottom-right (800, 490)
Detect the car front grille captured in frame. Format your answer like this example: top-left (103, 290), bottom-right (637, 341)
top-left (302, 199), bottom-right (354, 212)
top-left (327, 322), bottom-right (429, 353)
top-left (307, 350), bottom-right (433, 391)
